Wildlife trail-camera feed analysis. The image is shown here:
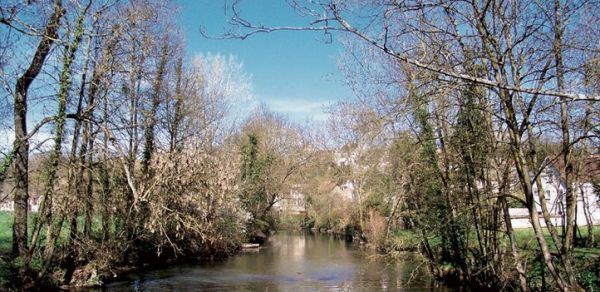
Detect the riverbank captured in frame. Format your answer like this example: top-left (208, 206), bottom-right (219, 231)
top-left (382, 226), bottom-right (600, 290)
top-left (0, 238), bottom-right (241, 290)
top-left (0, 211), bottom-right (242, 290)
top-left (4, 208), bottom-right (600, 291)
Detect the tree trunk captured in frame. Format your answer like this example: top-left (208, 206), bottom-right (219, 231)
top-left (83, 119), bottom-right (95, 237)
top-left (384, 193), bottom-right (404, 243)
top-left (142, 41), bottom-right (169, 177)
top-left (34, 4), bottom-right (89, 273)
top-left (170, 57), bottom-right (184, 153)
top-left (498, 164), bottom-right (529, 291)
top-left (11, 0), bottom-right (63, 258)
top-left (527, 126), bottom-right (563, 252)
top-left (499, 85), bottom-right (567, 290)
top-left (581, 101), bottom-right (594, 248)
top-left (101, 79), bottom-right (111, 242)
top-left (554, 0), bottom-right (578, 287)
top-left (63, 23), bottom-right (94, 284)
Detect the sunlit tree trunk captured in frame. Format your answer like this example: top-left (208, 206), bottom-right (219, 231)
top-left (499, 87), bottom-right (567, 290)
top-left (553, 0), bottom-right (578, 287)
top-left (11, 0), bottom-right (63, 258)
top-left (35, 4), bottom-right (89, 276)
top-left (170, 57), bottom-right (184, 153)
top-left (63, 22), bottom-right (94, 284)
top-left (142, 41), bottom-right (169, 177)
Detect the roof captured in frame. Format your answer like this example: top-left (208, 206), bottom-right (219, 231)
top-left (318, 181), bottom-right (337, 193)
top-left (508, 208), bottom-right (530, 219)
top-left (508, 208), bottom-right (561, 219)
top-left (581, 154), bottom-right (600, 181)
top-left (548, 154), bottom-right (600, 182)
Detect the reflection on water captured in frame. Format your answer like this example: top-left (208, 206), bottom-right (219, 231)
top-left (103, 232), bottom-right (454, 291)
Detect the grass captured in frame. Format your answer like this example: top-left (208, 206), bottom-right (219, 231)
top-left (0, 211), bottom-right (20, 287)
top-left (512, 227), bottom-right (600, 290)
top-left (389, 226), bottom-right (600, 289)
top-left (0, 211), bottom-right (116, 255)
top-left (386, 225), bottom-right (600, 254)
top-left (514, 226), bottom-right (600, 254)
top-left (0, 211), bottom-right (115, 287)
top-left (0, 212), bottom-right (13, 253)
top-left (0, 211), bottom-right (38, 254)
top-left (388, 229), bottom-right (424, 250)
top-left (0, 211), bottom-right (63, 255)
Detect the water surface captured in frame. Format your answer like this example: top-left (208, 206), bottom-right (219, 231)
top-left (104, 232), bottom-right (453, 291)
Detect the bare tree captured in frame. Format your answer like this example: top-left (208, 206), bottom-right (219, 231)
top-left (11, 0), bottom-right (63, 258)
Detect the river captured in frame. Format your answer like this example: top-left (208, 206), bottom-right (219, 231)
top-left (103, 232), bottom-right (454, 291)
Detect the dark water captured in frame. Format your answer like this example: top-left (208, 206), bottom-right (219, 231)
top-left (104, 232), bottom-right (453, 291)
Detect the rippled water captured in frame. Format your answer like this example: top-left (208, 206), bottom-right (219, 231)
top-left (103, 232), bottom-right (454, 291)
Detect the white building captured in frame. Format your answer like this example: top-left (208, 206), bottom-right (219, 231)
top-left (510, 156), bottom-right (600, 228)
top-left (274, 189), bottom-right (306, 215)
top-left (0, 200), bottom-right (13, 212)
top-left (334, 150), bottom-right (358, 167)
top-left (331, 181), bottom-right (355, 201)
top-left (0, 195), bottom-right (40, 212)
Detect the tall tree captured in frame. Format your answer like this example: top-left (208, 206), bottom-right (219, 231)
top-left (142, 40), bottom-right (169, 177)
top-left (11, 0), bottom-right (63, 258)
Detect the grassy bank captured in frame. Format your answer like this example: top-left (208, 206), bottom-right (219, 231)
top-left (0, 211), bottom-right (108, 254)
top-left (0, 211), bottom-right (14, 253)
top-left (384, 226), bottom-right (600, 290)
top-left (385, 225), bottom-right (600, 254)
top-left (0, 211), bottom-right (14, 287)
top-left (0, 210), bottom-right (242, 289)
top-left (513, 226), bottom-right (600, 290)
top-left (514, 226), bottom-right (600, 253)
top-left (0, 211), bottom-right (47, 287)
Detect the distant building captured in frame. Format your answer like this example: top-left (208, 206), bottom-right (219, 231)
top-left (318, 180), bottom-right (356, 202)
top-left (510, 155), bottom-right (600, 228)
top-left (333, 181), bottom-right (356, 201)
top-left (0, 193), bottom-right (41, 212)
top-left (335, 150), bottom-right (358, 167)
top-left (274, 189), bottom-right (306, 215)
top-left (0, 200), bottom-right (12, 212)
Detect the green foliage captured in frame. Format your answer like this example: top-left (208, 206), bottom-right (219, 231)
top-left (239, 133), bottom-right (274, 218)
top-left (526, 255), bottom-right (550, 291)
top-left (0, 259), bottom-right (10, 287)
top-left (276, 214), bottom-right (306, 230)
top-left (508, 197), bottom-right (527, 208)
top-left (239, 133), bottom-right (283, 242)
top-left (241, 134), bottom-right (273, 184)
top-left (411, 96), bottom-right (457, 262)
top-left (573, 253), bottom-right (600, 291)
top-left (344, 223), bottom-right (356, 236)
top-left (454, 83), bottom-right (488, 178)
top-left (412, 99), bottom-right (444, 217)
top-left (0, 149), bottom-right (15, 184)
top-left (447, 81), bottom-right (490, 271)
top-left (364, 190), bottom-right (389, 215)
top-left (0, 212), bottom-right (12, 286)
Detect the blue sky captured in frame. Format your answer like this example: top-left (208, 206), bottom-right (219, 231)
top-left (177, 0), bottom-right (353, 123)
top-left (0, 1), bottom-right (353, 151)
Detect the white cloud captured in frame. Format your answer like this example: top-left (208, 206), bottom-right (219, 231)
top-left (266, 99), bottom-right (325, 113)
top-left (0, 128), bottom-right (54, 154)
top-left (0, 129), bottom-right (13, 152)
top-left (263, 97), bottom-right (332, 122)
